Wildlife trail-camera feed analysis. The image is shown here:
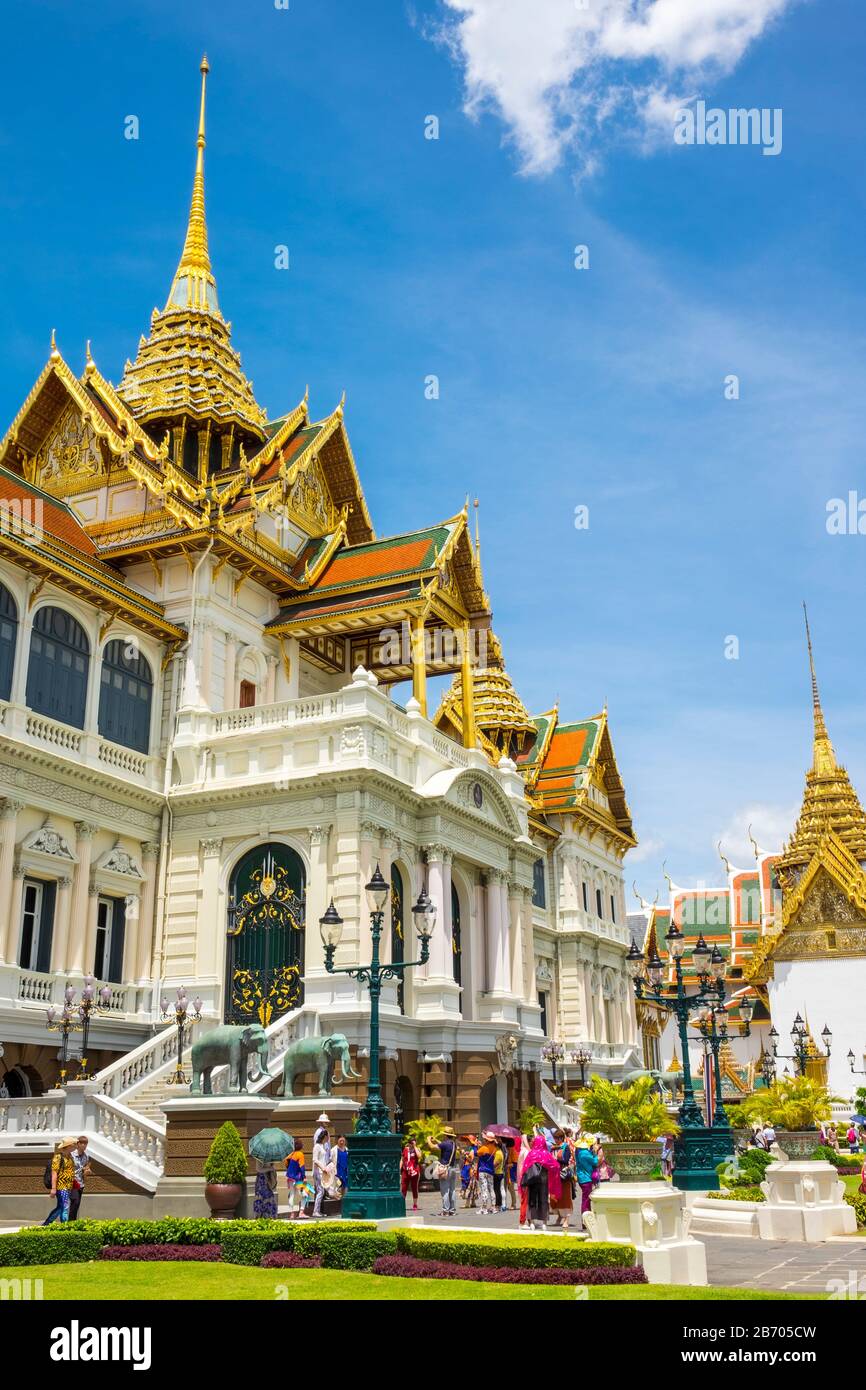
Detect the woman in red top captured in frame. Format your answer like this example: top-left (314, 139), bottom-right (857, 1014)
top-left (400, 1138), bottom-right (422, 1210)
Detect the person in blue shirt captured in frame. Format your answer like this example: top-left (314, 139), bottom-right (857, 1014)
top-left (335, 1135), bottom-right (349, 1195)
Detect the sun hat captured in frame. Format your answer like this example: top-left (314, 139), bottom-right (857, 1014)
top-left (59, 1136), bottom-right (78, 1150)
top-left (316, 1112), bottom-right (331, 1125)
top-left (442, 1126), bottom-right (456, 1136)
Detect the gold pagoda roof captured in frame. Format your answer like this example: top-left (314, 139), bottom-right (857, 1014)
top-left (776, 607), bottom-right (866, 879)
top-left (116, 58), bottom-right (267, 439)
top-left (436, 631), bottom-right (540, 762)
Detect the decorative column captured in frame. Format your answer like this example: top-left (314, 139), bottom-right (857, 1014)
top-left (67, 823), bottom-right (97, 974)
top-left (136, 841), bottom-right (160, 981)
top-left (50, 876), bottom-right (74, 973)
top-left (304, 826), bottom-right (331, 979)
top-left (223, 634), bottom-right (237, 709)
top-left (200, 622), bottom-right (214, 709)
top-left (508, 879), bottom-right (524, 996)
top-left (415, 844), bottom-right (460, 1018)
top-left (461, 624), bottom-right (476, 748)
top-left (264, 653), bottom-right (278, 704)
top-left (410, 613), bottom-right (427, 717)
top-left (8, 863), bottom-right (26, 967)
top-left (197, 838), bottom-right (223, 984)
top-left (0, 799), bottom-right (24, 963)
top-left (520, 886), bottom-right (536, 1003)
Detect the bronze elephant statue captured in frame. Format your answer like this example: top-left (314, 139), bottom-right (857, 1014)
top-left (277, 1033), bottom-right (362, 1097)
top-left (190, 1023), bottom-right (269, 1095)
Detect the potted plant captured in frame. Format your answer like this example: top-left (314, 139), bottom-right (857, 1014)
top-left (580, 1076), bottom-right (678, 1180)
top-left (739, 1076), bottom-right (832, 1158)
top-left (203, 1121), bottom-right (248, 1219)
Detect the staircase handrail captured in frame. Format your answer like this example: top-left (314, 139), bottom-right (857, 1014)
top-left (93, 1019), bottom-right (202, 1101)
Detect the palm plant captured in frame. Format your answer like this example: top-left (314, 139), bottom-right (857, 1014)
top-left (739, 1075), bottom-right (831, 1132)
top-left (516, 1104), bottom-right (546, 1134)
top-left (403, 1114), bottom-right (446, 1156)
top-left (580, 1076), bottom-right (677, 1143)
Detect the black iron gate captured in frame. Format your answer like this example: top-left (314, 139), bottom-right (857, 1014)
top-left (225, 846), bottom-right (305, 1026)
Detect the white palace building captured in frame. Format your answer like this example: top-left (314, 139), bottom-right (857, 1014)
top-left (0, 63), bottom-right (638, 1167)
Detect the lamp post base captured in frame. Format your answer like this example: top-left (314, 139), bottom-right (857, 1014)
top-left (673, 1123), bottom-right (734, 1191)
top-left (343, 1134), bottom-right (405, 1220)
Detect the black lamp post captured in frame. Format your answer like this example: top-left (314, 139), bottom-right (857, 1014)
top-left (570, 1046), bottom-right (592, 1089)
top-left (47, 977), bottom-right (112, 1084)
top-left (320, 863), bottom-right (435, 1218)
top-left (769, 1014), bottom-right (831, 1078)
top-left (160, 987), bottom-right (203, 1085)
top-left (694, 990), bottom-right (753, 1128)
top-left (626, 928), bottom-right (733, 1190)
top-left (541, 1039), bottom-right (565, 1090)
top-left (847, 1048), bottom-right (866, 1078)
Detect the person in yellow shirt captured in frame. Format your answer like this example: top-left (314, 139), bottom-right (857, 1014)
top-left (43, 1137), bottom-right (77, 1224)
top-left (492, 1142), bottom-right (506, 1212)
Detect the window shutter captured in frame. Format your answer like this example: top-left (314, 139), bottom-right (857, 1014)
top-left (36, 880), bottom-right (57, 973)
top-left (107, 897), bottom-right (127, 984)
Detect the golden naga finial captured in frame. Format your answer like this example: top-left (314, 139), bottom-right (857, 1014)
top-left (717, 840), bottom-right (733, 876)
top-left (803, 602), bottom-right (836, 777)
top-left (49, 327), bottom-right (59, 360)
top-left (747, 823), bottom-right (762, 864)
top-left (166, 55), bottom-right (217, 313)
top-left (632, 880), bottom-right (652, 912)
top-left (661, 859), bottom-right (674, 893)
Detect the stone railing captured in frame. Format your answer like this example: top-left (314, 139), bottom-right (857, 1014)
top-left (2, 965), bottom-right (150, 1019)
top-left (97, 738), bottom-right (149, 779)
top-left (92, 1095), bottom-right (166, 1173)
top-left (26, 710), bottom-right (83, 753)
top-left (0, 1084), bottom-right (165, 1191)
top-left (94, 1020), bottom-right (199, 1102)
top-left (540, 1080), bottom-right (583, 1131)
top-left (211, 694), bottom-right (343, 737)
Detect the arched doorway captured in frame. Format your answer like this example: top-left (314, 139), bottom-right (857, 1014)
top-left (393, 1073), bottom-right (415, 1134)
top-left (225, 844), bottom-right (305, 1026)
top-left (391, 864), bottom-right (405, 1014)
top-left (479, 1074), bottom-right (498, 1129)
top-left (451, 881), bottom-right (462, 985)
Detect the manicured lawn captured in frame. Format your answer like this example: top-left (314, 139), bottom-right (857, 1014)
top-left (842, 1174), bottom-right (862, 1197)
top-left (0, 1263), bottom-right (825, 1301)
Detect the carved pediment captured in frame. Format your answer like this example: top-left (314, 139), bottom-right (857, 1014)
top-left (794, 867), bottom-right (864, 927)
top-left (36, 402), bottom-right (104, 488)
top-left (95, 844), bottom-right (144, 879)
top-left (21, 824), bottom-right (75, 861)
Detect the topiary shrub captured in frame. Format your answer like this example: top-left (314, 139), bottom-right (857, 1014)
top-left (373, 1255), bottom-right (648, 1285)
top-left (395, 1229), bottom-right (635, 1270)
top-left (204, 1122), bottom-right (248, 1184)
top-left (0, 1229), bottom-right (103, 1266)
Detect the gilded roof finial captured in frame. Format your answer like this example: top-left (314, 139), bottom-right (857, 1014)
top-left (165, 55), bottom-right (217, 314)
top-left (49, 328), bottom-right (59, 360)
top-left (717, 840), bottom-right (733, 876)
top-left (474, 497), bottom-right (480, 560)
top-left (803, 602), bottom-right (836, 777)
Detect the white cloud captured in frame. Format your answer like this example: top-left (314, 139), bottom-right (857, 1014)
top-left (715, 802), bottom-right (799, 866)
top-left (432, 0), bottom-right (798, 175)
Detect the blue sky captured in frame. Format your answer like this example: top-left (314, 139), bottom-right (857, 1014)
top-left (2, 0), bottom-right (865, 898)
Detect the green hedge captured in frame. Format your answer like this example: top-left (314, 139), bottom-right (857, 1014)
top-left (71, 1217), bottom-right (222, 1246)
top-left (845, 1192), bottom-right (866, 1228)
top-left (319, 1231), bottom-right (398, 1270)
top-left (706, 1186), bottom-right (766, 1202)
top-left (222, 1220), bottom-right (378, 1266)
top-left (0, 1229), bottom-right (103, 1266)
top-left (395, 1229), bottom-right (635, 1270)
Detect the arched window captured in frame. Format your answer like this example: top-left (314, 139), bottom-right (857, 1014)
top-left (391, 864), bottom-right (405, 1014)
top-left (98, 639), bottom-right (153, 753)
top-left (451, 881), bottom-right (462, 986)
top-left (0, 582), bottom-right (18, 702)
top-left (26, 606), bottom-right (89, 728)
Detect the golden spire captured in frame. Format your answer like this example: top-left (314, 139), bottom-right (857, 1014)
top-left (803, 602), bottom-right (836, 777)
top-left (776, 606), bottom-right (866, 875)
top-left (166, 55), bottom-right (218, 314)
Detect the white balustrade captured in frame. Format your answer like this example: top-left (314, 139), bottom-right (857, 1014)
top-left (94, 1021), bottom-right (197, 1101)
top-left (25, 711), bottom-right (83, 753)
top-left (93, 1096), bottom-right (165, 1171)
top-left (97, 739), bottom-right (149, 778)
top-left (18, 972), bottom-right (54, 1004)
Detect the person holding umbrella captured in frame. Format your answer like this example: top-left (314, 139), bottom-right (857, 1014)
top-left (249, 1128), bottom-right (295, 1219)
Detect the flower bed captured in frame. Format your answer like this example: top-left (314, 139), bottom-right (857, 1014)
top-left (394, 1229), bottom-right (636, 1270)
top-left (101, 1243), bottom-right (222, 1262)
top-left (259, 1252), bottom-right (322, 1269)
top-left (373, 1255), bottom-right (646, 1285)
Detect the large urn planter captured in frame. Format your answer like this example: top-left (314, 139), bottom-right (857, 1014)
top-left (773, 1129), bottom-right (820, 1160)
top-left (204, 1182), bottom-right (243, 1219)
top-left (604, 1142), bottom-right (660, 1181)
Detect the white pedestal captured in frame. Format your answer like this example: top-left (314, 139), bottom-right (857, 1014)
top-left (756, 1161), bottom-right (857, 1241)
top-left (586, 1180), bottom-right (708, 1286)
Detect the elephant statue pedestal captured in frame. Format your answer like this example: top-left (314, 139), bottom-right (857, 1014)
top-left (153, 1094), bottom-right (278, 1220)
top-left (272, 1096), bottom-right (361, 1171)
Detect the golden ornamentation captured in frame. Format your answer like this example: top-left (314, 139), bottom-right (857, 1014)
top-left (36, 404), bottom-right (103, 484)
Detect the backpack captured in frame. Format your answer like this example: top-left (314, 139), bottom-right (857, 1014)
top-left (43, 1160), bottom-right (53, 1190)
top-left (523, 1161), bottom-right (545, 1185)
